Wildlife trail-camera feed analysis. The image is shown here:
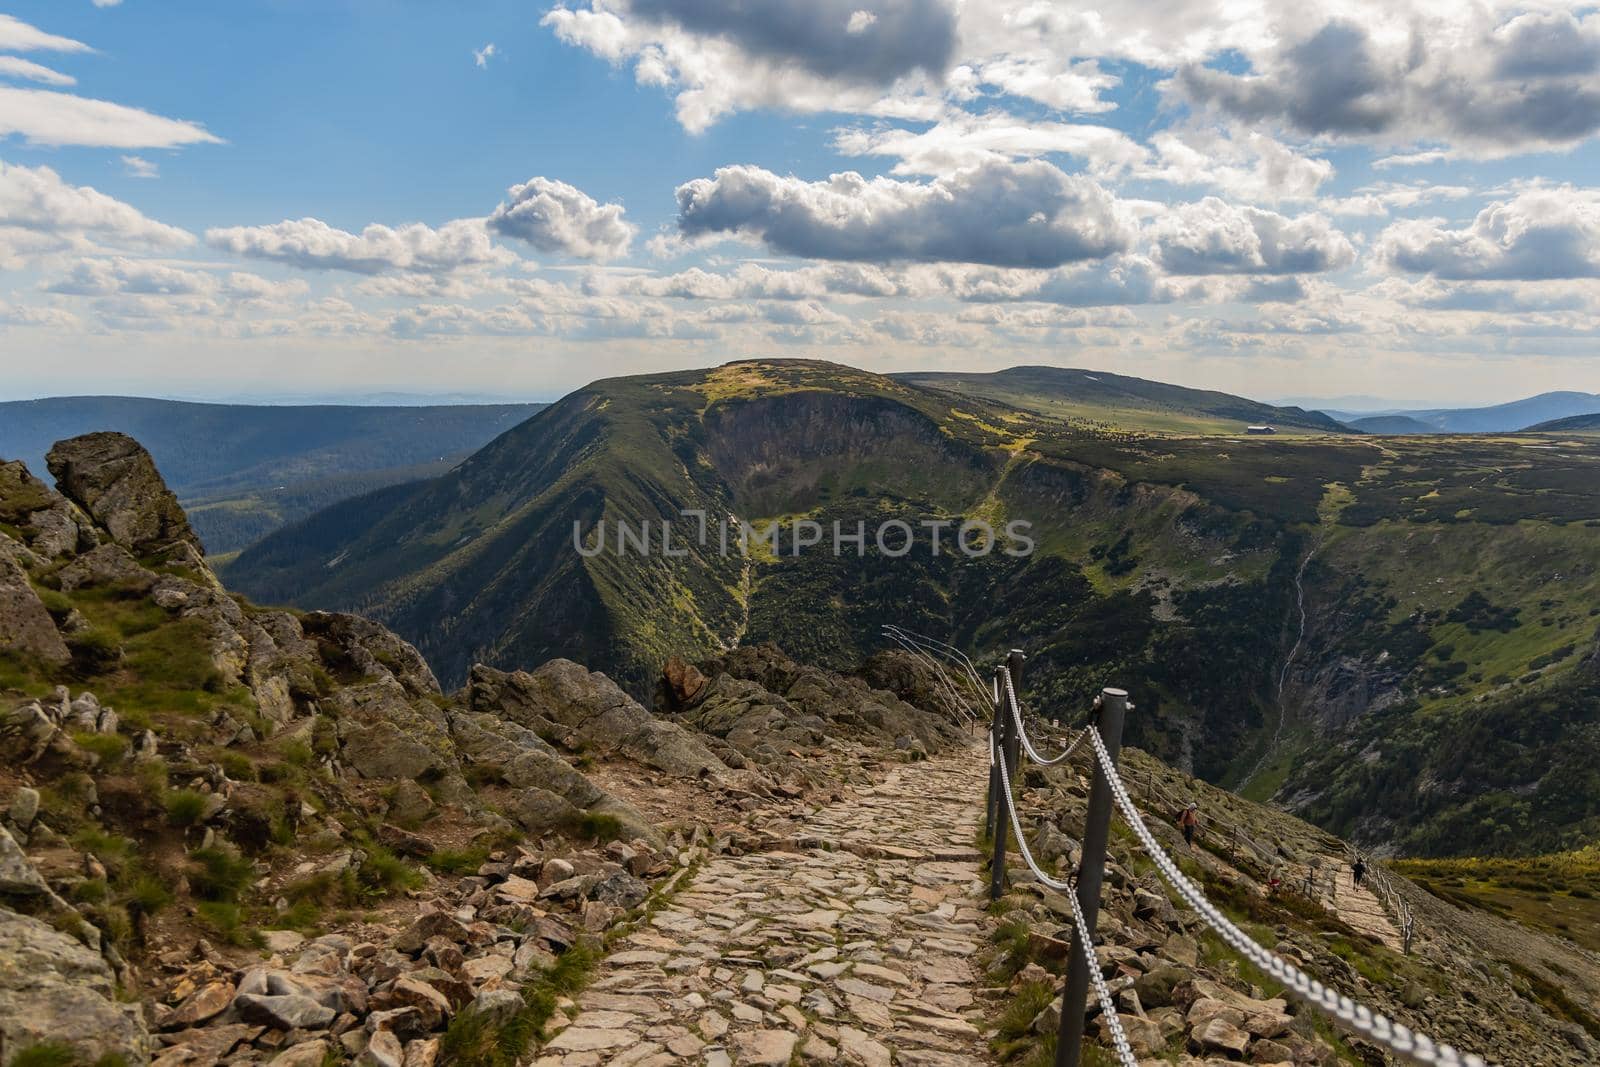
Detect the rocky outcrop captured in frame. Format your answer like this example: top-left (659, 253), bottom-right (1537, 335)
top-left (0, 906), bottom-right (150, 1065)
top-left (683, 643), bottom-right (966, 755)
top-left (0, 540), bottom-right (69, 666)
top-left (47, 432), bottom-right (203, 563)
top-left (466, 660), bottom-right (727, 779)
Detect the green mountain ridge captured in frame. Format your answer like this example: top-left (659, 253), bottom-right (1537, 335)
top-left (229, 359), bottom-right (1600, 857)
top-left (0, 396), bottom-right (547, 553)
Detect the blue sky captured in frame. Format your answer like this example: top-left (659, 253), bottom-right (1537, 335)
top-left (3, 1), bottom-right (1600, 406)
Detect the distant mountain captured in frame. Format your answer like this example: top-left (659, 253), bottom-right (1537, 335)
top-left (0, 396), bottom-right (545, 552)
top-left (1345, 415), bottom-right (1439, 435)
top-left (230, 358), bottom-right (1600, 858)
top-left (1323, 391), bottom-right (1600, 434)
top-left (895, 366), bottom-right (1350, 434)
top-left (1529, 413), bottom-right (1600, 433)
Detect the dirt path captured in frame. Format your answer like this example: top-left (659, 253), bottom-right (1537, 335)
top-left (535, 747), bottom-right (996, 1066)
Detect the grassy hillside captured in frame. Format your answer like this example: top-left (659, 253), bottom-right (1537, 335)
top-left (229, 359), bottom-right (1600, 857)
top-left (0, 396), bottom-right (545, 552)
top-left (895, 365), bottom-right (1351, 434)
top-left (1529, 412), bottom-right (1600, 433)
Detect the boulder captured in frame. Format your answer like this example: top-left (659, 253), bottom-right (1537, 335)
top-left (234, 991), bottom-right (337, 1030)
top-left (467, 661), bottom-right (726, 778)
top-left (0, 547), bottom-right (70, 665)
top-left (46, 432), bottom-right (203, 561)
top-left (0, 906), bottom-right (149, 1064)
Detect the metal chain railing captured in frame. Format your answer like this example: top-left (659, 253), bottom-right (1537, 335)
top-left (987, 661), bottom-right (1492, 1067)
top-left (1079, 726), bottom-right (1487, 1067)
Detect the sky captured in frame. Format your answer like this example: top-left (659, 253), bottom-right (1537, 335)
top-left (2, 1), bottom-right (1600, 407)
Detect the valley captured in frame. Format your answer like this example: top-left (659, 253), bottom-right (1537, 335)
top-left (0, 398), bottom-right (546, 556)
top-left (227, 359), bottom-right (1600, 862)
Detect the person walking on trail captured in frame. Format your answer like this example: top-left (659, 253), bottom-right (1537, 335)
top-left (1178, 802), bottom-right (1200, 849)
top-left (1352, 856), bottom-right (1367, 888)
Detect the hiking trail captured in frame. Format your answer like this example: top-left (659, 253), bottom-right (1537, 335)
top-left (536, 746), bottom-right (997, 1066)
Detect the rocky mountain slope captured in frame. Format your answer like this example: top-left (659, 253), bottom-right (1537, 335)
top-left (229, 359), bottom-right (1600, 858)
top-left (0, 432), bottom-right (966, 1065)
top-left (0, 397), bottom-right (545, 554)
top-left (987, 719), bottom-right (1600, 1066)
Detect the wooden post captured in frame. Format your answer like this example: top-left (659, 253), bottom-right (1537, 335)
top-left (1056, 688), bottom-right (1129, 1067)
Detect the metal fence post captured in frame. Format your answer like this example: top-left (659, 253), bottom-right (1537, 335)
top-left (989, 666), bottom-right (1013, 901)
top-left (985, 671), bottom-right (1000, 842)
top-left (1056, 687), bottom-right (1129, 1067)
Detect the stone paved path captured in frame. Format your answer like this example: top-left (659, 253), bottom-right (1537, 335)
top-left (537, 745), bottom-right (997, 1066)
top-left (1327, 869), bottom-right (1404, 953)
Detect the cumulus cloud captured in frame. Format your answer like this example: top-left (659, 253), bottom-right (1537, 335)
top-left (0, 160), bottom-right (193, 266)
top-left (0, 57), bottom-right (77, 86)
top-left (675, 160), bottom-right (1136, 268)
top-left (543, 0), bottom-right (953, 131)
top-left (474, 43), bottom-right (496, 68)
top-left (616, 0), bottom-right (955, 84)
top-left (1376, 188), bottom-right (1600, 280)
top-left (1150, 198), bottom-right (1355, 276)
top-left (0, 86), bottom-right (220, 148)
top-left (1175, 9), bottom-right (1600, 156)
top-left (831, 112), bottom-right (1145, 176)
top-left (1133, 128), bottom-right (1333, 203)
top-left (487, 177), bottom-right (635, 261)
top-left (206, 216), bottom-right (512, 275)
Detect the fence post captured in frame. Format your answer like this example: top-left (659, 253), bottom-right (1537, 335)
top-left (1056, 687), bottom-right (1129, 1067)
top-left (989, 665), bottom-right (1013, 901)
top-left (985, 672), bottom-right (1001, 842)
top-left (1002, 651), bottom-right (1024, 810)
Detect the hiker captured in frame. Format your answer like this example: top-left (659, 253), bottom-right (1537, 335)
top-left (1352, 856), bottom-right (1367, 887)
top-left (1178, 802), bottom-right (1200, 849)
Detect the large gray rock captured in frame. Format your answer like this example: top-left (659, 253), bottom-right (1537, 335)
top-left (0, 824), bottom-right (52, 898)
top-left (467, 661), bottom-right (725, 778)
top-left (0, 906), bottom-right (149, 1065)
top-left (46, 432), bottom-right (202, 560)
top-left (0, 544), bottom-right (69, 665)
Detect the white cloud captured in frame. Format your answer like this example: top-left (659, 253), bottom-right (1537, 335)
top-left (474, 43), bottom-right (496, 68)
top-left (0, 56), bottom-right (77, 87)
top-left (0, 14), bottom-right (91, 53)
top-left (92, 0), bottom-right (124, 8)
top-left (120, 155), bottom-right (159, 179)
top-left (1376, 188), bottom-right (1600, 280)
top-left (487, 177), bottom-right (636, 261)
top-left (846, 10), bottom-right (878, 34)
top-left (675, 159), bottom-right (1136, 268)
top-left (206, 216), bottom-right (513, 275)
top-left (0, 86), bottom-right (220, 148)
top-left (832, 112), bottom-right (1145, 176)
top-left (0, 159), bottom-right (193, 268)
top-left (543, 0), bottom-right (952, 132)
top-left (1150, 198), bottom-right (1355, 276)
top-left (1174, 8), bottom-right (1600, 157)
top-left (1133, 128), bottom-right (1334, 203)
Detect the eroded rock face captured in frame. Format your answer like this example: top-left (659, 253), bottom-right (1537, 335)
top-left (685, 643), bottom-right (966, 756)
top-left (0, 541), bottom-right (69, 665)
top-left (46, 432), bottom-right (202, 561)
top-left (0, 907), bottom-right (149, 1065)
top-left (467, 660), bottom-right (726, 778)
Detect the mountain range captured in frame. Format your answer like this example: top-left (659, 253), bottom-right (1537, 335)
top-left (0, 397), bottom-right (545, 554)
top-left (1326, 391), bottom-right (1600, 434)
top-left (228, 358), bottom-right (1600, 859)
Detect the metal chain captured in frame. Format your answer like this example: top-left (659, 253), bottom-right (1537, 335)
top-left (1060, 863), bottom-right (1139, 1067)
top-left (1002, 669), bottom-right (1088, 766)
top-left (1081, 728), bottom-right (1491, 1067)
top-left (991, 730), bottom-right (1076, 892)
top-left (990, 727), bottom-right (1137, 1067)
